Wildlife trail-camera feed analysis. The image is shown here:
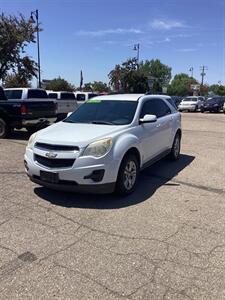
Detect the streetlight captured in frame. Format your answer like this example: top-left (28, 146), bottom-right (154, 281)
top-left (30, 9), bottom-right (41, 88)
top-left (133, 43), bottom-right (140, 66)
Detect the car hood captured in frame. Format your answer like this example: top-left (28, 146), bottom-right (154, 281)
top-left (36, 121), bottom-right (127, 147)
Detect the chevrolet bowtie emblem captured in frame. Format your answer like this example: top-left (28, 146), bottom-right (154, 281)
top-left (45, 152), bottom-right (57, 159)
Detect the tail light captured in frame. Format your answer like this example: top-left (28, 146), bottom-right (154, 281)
top-left (20, 104), bottom-right (28, 115)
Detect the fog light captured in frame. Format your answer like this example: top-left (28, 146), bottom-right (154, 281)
top-left (84, 170), bottom-right (105, 182)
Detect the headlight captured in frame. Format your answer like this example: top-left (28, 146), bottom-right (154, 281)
top-left (26, 132), bottom-right (38, 150)
top-left (81, 138), bottom-right (112, 158)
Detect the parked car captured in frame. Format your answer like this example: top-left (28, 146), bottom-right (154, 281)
top-left (178, 96), bottom-right (205, 112)
top-left (47, 91), bottom-right (78, 121)
top-left (74, 92), bottom-right (98, 106)
top-left (1, 88), bottom-right (57, 138)
top-left (223, 100), bottom-right (225, 114)
top-left (201, 97), bottom-right (224, 113)
top-left (24, 94), bottom-right (182, 195)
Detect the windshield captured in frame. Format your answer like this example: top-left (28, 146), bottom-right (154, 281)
top-left (64, 100), bottom-right (138, 125)
top-left (182, 97), bottom-right (198, 102)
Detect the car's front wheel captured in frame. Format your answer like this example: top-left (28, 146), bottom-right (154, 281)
top-left (116, 154), bottom-right (139, 195)
top-left (170, 133), bottom-right (181, 161)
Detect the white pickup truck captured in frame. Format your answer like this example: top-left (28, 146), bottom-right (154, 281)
top-left (74, 92), bottom-right (98, 106)
top-left (47, 91), bottom-right (78, 121)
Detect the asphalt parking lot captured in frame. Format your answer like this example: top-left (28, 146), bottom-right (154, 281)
top-left (0, 112), bottom-right (225, 300)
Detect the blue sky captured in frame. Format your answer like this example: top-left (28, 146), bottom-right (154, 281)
top-left (1, 0), bottom-right (225, 87)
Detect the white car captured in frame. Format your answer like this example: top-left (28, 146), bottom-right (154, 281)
top-left (178, 96), bottom-right (205, 112)
top-left (24, 94), bottom-right (182, 195)
top-left (47, 91), bottom-right (78, 121)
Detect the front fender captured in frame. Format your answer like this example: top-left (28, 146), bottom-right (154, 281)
top-left (112, 133), bottom-right (142, 168)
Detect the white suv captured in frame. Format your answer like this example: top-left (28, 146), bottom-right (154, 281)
top-left (24, 94), bottom-right (182, 195)
top-left (178, 96), bottom-right (204, 112)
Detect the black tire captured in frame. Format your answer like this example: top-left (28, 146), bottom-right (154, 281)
top-left (170, 133), bottom-right (181, 161)
top-left (201, 108), bottom-right (204, 113)
top-left (0, 118), bottom-right (9, 139)
top-left (116, 154), bottom-right (140, 195)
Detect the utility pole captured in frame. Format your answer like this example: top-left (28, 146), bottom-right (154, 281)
top-left (200, 65), bottom-right (208, 86)
top-left (30, 10), bottom-right (41, 88)
top-left (189, 67), bottom-right (193, 77)
top-left (133, 43), bottom-right (140, 67)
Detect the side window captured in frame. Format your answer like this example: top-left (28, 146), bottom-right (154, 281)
top-left (140, 99), bottom-right (171, 119)
top-left (76, 94), bottom-right (86, 101)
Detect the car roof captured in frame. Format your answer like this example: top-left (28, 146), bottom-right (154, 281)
top-left (91, 94), bottom-right (171, 101)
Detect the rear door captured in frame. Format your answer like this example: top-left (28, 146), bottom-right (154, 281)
top-left (139, 98), bottom-right (172, 162)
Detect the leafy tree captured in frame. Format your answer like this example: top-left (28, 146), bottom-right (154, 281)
top-left (91, 81), bottom-right (109, 93)
top-left (139, 59), bottom-right (172, 93)
top-left (45, 77), bottom-right (75, 91)
top-left (167, 73), bottom-right (198, 96)
top-left (109, 58), bottom-right (171, 93)
top-left (82, 82), bottom-right (93, 92)
top-left (3, 73), bottom-right (31, 88)
top-left (0, 13), bottom-right (38, 81)
top-left (209, 84), bottom-right (225, 96)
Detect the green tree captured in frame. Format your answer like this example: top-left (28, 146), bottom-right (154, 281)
top-left (45, 77), bottom-right (75, 91)
top-left (91, 81), bottom-right (109, 93)
top-left (209, 84), bottom-right (225, 96)
top-left (0, 13), bottom-right (38, 81)
top-left (167, 73), bottom-right (198, 96)
top-left (139, 59), bottom-right (172, 93)
top-left (82, 82), bottom-right (93, 92)
top-left (109, 58), bottom-right (171, 93)
top-left (108, 58), bottom-right (148, 93)
top-left (3, 73), bottom-right (31, 88)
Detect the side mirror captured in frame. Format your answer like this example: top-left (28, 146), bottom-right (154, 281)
top-left (139, 114), bottom-right (157, 124)
top-left (67, 112), bottom-right (73, 117)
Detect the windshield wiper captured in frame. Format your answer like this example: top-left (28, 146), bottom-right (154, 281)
top-left (91, 120), bottom-right (114, 125)
top-left (63, 120), bottom-right (77, 123)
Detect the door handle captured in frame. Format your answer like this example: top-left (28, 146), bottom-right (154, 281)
top-left (156, 123), bottom-right (161, 128)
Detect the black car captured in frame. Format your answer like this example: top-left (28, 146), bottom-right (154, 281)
top-left (201, 97), bottom-right (224, 113)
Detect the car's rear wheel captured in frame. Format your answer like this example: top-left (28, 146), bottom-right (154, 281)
top-left (170, 133), bottom-right (181, 161)
top-left (116, 154), bottom-right (139, 195)
top-left (0, 118), bottom-right (9, 139)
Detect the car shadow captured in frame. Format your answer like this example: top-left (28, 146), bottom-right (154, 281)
top-left (8, 130), bottom-right (30, 141)
top-left (34, 154), bottom-right (195, 209)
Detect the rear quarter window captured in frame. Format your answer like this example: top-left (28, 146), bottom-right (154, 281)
top-left (48, 93), bottom-right (58, 99)
top-left (4, 90), bottom-right (22, 99)
top-left (60, 93), bottom-right (75, 100)
top-left (27, 89), bottom-right (48, 99)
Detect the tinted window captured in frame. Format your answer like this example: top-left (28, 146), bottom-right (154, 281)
top-left (48, 93), bottom-right (58, 99)
top-left (27, 89), bottom-right (48, 99)
top-left (76, 94), bottom-right (86, 101)
top-left (88, 93), bottom-right (98, 99)
top-left (60, 92), bottom-right (75, 100)
top-left (64, 100), bottom-right (138, 125)
top-left (4, 89), bottom-right (22, 99)
top-left (140, 99), bottom-right (171, 118)
top-left (165, 98), bottom-right (177, 109)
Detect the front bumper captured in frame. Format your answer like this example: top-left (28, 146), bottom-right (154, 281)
top-left (28, 174), bottom-right (115, 194)
top-left (24, 147), bottom-right (120, 194)
top-left (178, 105), bottom-right (196, 111)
